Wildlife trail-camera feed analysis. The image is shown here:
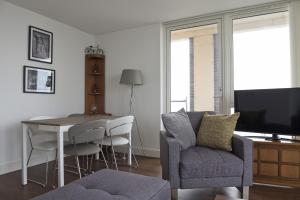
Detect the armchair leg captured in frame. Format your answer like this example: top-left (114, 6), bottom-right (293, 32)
top-left (242, 186), bottom-right (249, 199)
top-left (171, 189), bottom-right (178, 200)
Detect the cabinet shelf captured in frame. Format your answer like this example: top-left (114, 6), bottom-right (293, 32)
top-left (88, 73), bottom-right (104, 76)
top-left (88, 93), bottom-right (102, 95)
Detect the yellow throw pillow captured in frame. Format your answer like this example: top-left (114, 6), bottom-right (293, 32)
top-left (196, 112), bottom-right (240, 151)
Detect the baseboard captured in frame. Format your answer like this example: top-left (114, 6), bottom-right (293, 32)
top-left (132, 146), bottom-right (160, 158)
top-left (0, 153), bottom-right (56, 175)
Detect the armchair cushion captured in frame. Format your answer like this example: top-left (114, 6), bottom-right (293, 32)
top-left (196, 112), bottom-right (240, 151)
top-left (180, 146), bottom-right (243, 179)
top-left (161, 109), bottom-right (196, 150)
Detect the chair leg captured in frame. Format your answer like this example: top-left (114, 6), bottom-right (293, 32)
top-left (27, 148), bottom-right (33, 166)
top-left (171, 189), bottom-right (178, 200)
top-left (111, 145), bottom-right (118, 170)
top-left (128, 143), bottom-right (139, 168)
top-left (52, 150), bottom-right (58, 188)
top-left (44, 154), bottom-right (49, 186)
top-left (86, 155), bottom-right (89, 172)
top-left (100, 150), bottom-right (108, 168)
top-left (88, 154), bottom-right (93, 173)
top-left (242, 186), bottom-right (249, 199)
top-left (27, 149), bottom-right (49, 188)
top-left (100, 144), bottom-right (108, 168)
top-left (75, 156), bottom-right (82, 179)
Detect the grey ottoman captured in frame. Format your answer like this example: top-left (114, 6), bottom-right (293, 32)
top-left (32, 169), bottom-right (170, 200)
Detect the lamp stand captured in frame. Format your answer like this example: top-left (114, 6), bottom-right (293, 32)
top-left (129, 84), bottom-right (145, 156)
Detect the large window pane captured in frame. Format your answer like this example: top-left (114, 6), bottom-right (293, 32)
top-left (233, 12), bottom-right (291, 90)
top-left (170, 24), bottom-right (222, 112)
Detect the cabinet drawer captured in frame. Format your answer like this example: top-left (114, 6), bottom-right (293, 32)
top-left (281, 150), bottom-right (300, 163)
top-left (260, 163), bottom-right (278, 177)
top-left (280, 165), bottom-right (299, 179)
top-left (253, 149), bottom-right (258, 161)
top-left (260, 149), bottom-right (278, 162)
top-left (253, 162), bottom-right (258, 175)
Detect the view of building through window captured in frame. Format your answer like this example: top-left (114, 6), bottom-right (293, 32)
top-left (170, 24), bottom-right (222, 112)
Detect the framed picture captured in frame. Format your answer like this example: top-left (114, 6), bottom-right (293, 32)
top-left (28, 26), bottom-right (53, 64)
top-left (23, 66), bottom-right (55, 94)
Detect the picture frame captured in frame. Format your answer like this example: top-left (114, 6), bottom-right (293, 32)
top-left (23, 66), bottom-right (55, 94)
top-left (28, 26), bottom-right (53, 64)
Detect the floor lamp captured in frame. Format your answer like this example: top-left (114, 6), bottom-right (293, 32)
top-left (120, 69), bottom-right (145, 157)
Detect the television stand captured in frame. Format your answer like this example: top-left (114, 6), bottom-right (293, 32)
top-left (250, 137), bottom-right (300, 187)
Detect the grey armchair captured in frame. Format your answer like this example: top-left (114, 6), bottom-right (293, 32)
top-left (160, 112), bottom-right (253, 199)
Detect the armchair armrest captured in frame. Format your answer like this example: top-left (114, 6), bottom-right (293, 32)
top-left (160, 131), bottom-right (181, 189)
top-left (232, 134), bottom-right (253, 186)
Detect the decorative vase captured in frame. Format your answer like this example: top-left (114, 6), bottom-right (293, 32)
top-left (90, 104), bottom-right (97, 114)
top-left (93, 64), bottom-right (99, 73)
top-left (85, 46), bottom-right (93, 54)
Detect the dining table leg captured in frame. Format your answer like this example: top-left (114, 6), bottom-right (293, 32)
top-left (21, 123), bottom-right (28, 186)
top-left (57, 127), bottom-right (64, 187)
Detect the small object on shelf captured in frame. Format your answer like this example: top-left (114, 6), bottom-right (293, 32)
top-left (93, 64), bottom-right (99, 73)
top-left (84, 45), bottom-right (104, 56)
top-left (96, 44), bottom-right (104, 55)
top-left (92, 84), bottom-right (98, 93)
top-left (85, 46), bottom-right (93, 54)
top-left (90, 104), bottom-right (97, 114)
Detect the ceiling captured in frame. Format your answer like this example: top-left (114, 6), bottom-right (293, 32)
top-left (5, 0), bottom-right (278, 35)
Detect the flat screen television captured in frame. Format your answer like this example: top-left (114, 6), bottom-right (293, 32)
top-left (234, 88), bottom-right (300, 140)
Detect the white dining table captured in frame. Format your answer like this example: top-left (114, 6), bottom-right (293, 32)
top-left (21, 114), bottom-right (132, 187)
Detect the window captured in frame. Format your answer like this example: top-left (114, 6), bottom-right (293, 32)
top-left (170, 24), bottom-right (222, 112)
top-left (233, 12), bottom-right (291, 90)
top-left (165, 2), bottom-right (291, 114)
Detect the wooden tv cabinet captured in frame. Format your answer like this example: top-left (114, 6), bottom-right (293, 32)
top-left (252, 138), bottom-right (300, 187)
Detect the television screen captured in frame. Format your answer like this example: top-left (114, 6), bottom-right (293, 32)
top-left (234, 88), bottom-right (300, 136)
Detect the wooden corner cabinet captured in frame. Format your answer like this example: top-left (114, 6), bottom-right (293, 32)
top-left (85, 54), bottom-right (105, 115)
top-left (252, 138), bottom-right (300, 187)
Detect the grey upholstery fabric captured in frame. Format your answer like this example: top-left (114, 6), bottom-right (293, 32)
top-left (232, 134), bottom-right (253, 186)
top-left (180, 146), bottom-right (243, 179)
top-left (186, 111), bottom-right (214, 134)
top-left (160, 111), bottom-right (253, 190)
top-left (160, 131), bottom-right (181, 189)
top-left (161, 109), bottom-right (196, 150)
top-left (32, 169), bottom-right (171, 200)
top-left (181, 177), bottom-right (242, 189)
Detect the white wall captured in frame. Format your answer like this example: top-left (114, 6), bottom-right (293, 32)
top-left (96, 24), bottom-right (162, 157)
top-left (0, 1), bottom-right (95, 174)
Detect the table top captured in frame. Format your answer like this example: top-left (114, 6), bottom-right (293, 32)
top-left (21, 114), bottom-right (120, 126)
top-left (215, 195), bottom-right (244, 200)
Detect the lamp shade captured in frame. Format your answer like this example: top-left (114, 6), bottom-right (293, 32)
top-left (120, 69), bottom-right (143, 85)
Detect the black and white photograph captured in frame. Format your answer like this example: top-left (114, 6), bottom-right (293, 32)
top-left (23, 66), bottom-right (55, 94)
top-left (28, 26), bottom-right (53, 64)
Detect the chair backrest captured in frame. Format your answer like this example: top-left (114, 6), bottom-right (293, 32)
top-left (68, 120), bottom-right (106, 144)
top-left (187, 111), bottom-right (215, 134)
top-left (106, 116), bottom-right (134, 137)
top-left (28, 116), bottom-right (57, 147)
top-left (28, 116), bottom-right (56, 138)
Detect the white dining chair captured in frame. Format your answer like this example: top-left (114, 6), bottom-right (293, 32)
top-left (94, 116), bottom-right (138, 170)
top-left (63, 119), bottom-right (108, 178)
top-left (27, 116), bottom-right (57, 187)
